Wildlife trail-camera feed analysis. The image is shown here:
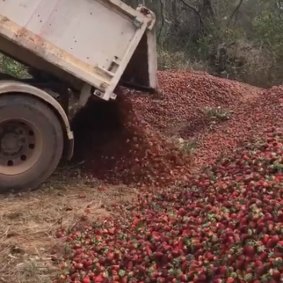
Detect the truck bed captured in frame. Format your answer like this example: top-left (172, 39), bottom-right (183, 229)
top-left (0, 0), bottom-right (157, 100)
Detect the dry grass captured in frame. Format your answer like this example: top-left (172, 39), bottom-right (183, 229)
top-left (0, 166), bottom-right (137, 283)
top-left (202, 106), bottom-right (232, 122)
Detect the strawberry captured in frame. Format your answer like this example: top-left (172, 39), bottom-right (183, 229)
top-left (82, 276), bottom-right (91, 283)
top-left (266, 235), bottom-right (279, 248)
top-left (244, 245), bottom-right (255, 257)
top-left (270, 268), bottom-right (281, 281)
top-left (94, 274), bottom-right (104, 283)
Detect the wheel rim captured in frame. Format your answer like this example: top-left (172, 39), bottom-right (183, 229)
top-left (0, 120), bottom-right (42, 175)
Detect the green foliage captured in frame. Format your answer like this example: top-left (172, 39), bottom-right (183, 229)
top-left (0, 53), bottom-right (29, 78)
top-left (253, 10), bottom-right (283, 59)
top-left (158, 48), bottom-right (209, 71)
top-left (125, 0), bottom-right (283, 87)
top-left (176, 138), bottom-right (198, 155)
top-left (202, 106), bottom-right (232, 122)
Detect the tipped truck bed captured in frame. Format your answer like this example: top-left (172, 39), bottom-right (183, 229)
top-left (0, 0), bottom-right (157, 100)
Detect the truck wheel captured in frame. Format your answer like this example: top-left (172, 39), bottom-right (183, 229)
top-left (0, 94), bottom-right (64, 191)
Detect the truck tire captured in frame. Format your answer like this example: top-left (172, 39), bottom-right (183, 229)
top-left (0, 94), bottom-right (64, 192)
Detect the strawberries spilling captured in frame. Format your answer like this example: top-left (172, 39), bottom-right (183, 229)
top-left (79, 71), bottom-right (283, 187)
top-left (82, 91), bottom-right (192, 188)
top-left (54, 127), bottom-right (283, 283)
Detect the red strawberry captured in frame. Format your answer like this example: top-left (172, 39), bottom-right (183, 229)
top-left (178, 207), bottom-right (186, 216)
top-left (226, 277), bottom-right (235, 283)
top-left (94, 274), bottom-right (104, 283)
top-left (244, 245), bottom-right (255, 257)
top-left (270, 268), bottom-right (281, 281)
top-left (267, 235), bottom-right (279, 248)
top-left (82, 276), bottom-right (91, 283)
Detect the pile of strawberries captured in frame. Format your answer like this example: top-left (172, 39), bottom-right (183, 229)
top-left (54, 127), bottom-right (283, 283)
top-left (84, 95), bottom-right (192, 187)
top-left (127, 72), bottom-right (283, 172)
top-left (81, 71), bottom-right (283, 186)
top-left (127, 71), bottom-right (258, 135)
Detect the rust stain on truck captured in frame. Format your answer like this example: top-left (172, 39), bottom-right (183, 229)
top-left (0, 15), bottom-right (111, 86)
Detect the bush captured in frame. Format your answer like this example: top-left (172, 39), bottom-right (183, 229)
top-left (158, 49), bottom-right (209, 72)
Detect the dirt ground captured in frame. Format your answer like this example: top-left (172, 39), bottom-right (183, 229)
top-left (0, 166), bottom-right (137, 283)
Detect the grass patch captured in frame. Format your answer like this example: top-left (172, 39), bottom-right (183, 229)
top-left (176, 138), bottom-right (198, 155)
top-left (203, 106), bottom-right (232, 122)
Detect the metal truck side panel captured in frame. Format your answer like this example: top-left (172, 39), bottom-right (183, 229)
top-left (0, 0), bottom-right (157, 100)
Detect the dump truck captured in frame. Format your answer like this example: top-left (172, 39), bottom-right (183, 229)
top-left (0, 0), bottom-right (157, 191)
